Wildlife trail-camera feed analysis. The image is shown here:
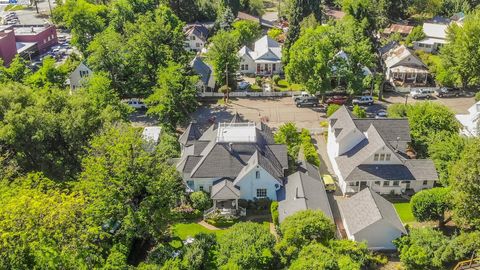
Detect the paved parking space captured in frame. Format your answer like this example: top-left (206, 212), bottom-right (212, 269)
top-left (382, 92), bottom-right (476, 114)
top-left (192, 97), bottom-right (326, 130)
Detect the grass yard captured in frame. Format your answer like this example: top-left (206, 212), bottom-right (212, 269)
top-left (171, 221), bottom-right (271, 240)
top-left (4, 4), bottom-right (26, 11)
top-left (274, 80), bottom-right (305, 92)
top-left (394, 203), bottom-right (416, 223)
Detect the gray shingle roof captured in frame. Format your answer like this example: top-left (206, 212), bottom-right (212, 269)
top-left (353, 119), bottom-right (411, 144)
top-left (211, 179), bottom-right (240, 200)
top-left (191, 56), bottom-right (212, 86)
top-left (345, 165), bottom-right (415, 182)
top-left (328, 106), bottom-right (356, 142)
top-left (278, 170), bottom-right (333, 223)
top-left (268, 144), bottom-right (288, 169)
top-left (179, 122), bottom-right (202, 146)
top-left (185, 24), bottom-right (208, 41)
top-left (404, 159), bottom-right (439, 181)
top-left (338, 188), bottom-right (407, 235)
top-left (230, 112), bottom-right (245, 123)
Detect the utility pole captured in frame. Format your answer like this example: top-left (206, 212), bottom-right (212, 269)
top-left (225, 62), bottom-right (229, 103)
top-left (47, 0), bottom-right (52, 16)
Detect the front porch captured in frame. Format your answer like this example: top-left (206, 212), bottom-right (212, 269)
top-left (346, 180), bottom-right (414, 195)
top-left (390, 66), bottom-right (429, 86)
top-left (204, 179), bottom-right (246, 219)
top-left (255, 62), bottom-right (281, 75)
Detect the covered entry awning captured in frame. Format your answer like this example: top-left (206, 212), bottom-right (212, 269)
top-left (391, 65), bottom-right (429, 74)
top-left (211, 179), bottom-right (240, 200)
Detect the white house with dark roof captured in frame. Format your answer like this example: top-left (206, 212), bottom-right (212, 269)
top-left (382, 45), bottom-right (429, 87)
top-left (238, 35), bottom-right (282, 75)
top-left (456, 101), bottom-right (480, 137)
top-left (190, 56), bottom-right (215, 93)
top-left (327, 106), bottom-right (438, 195)
top-left (338, 188), bottom-right (407, 250)
top-left (176, 114), bottom-right (288, 215)
top-left (184, 24), bottom-right (209, 52)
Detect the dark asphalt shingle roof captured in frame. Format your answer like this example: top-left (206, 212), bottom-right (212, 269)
top-left (191, 56), bottom-right (212, 86)
top-left (353, 119), bottom-right (411, 143)
top-left (338, 188), bottom-right (407, 235)
top-left (179, 122), bottom-right (202, 146)
top-left (211, 179), bottom-right (240, 200)
top-left (185, 24), bottom-right (208, 41)
top-left (278, 170), bottom-right (333, 223)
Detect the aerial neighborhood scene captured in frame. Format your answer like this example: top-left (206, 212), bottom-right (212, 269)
top-left (2, 0), bottom-right (480, 269)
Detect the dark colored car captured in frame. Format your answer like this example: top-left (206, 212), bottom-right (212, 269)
top-left (436, 87), bottom-right (463, 98)
top-left (326, 96), bottom-right (348, 105)
top-left (296, 97), bottom-right (320, 107)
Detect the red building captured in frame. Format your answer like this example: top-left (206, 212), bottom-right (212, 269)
top-left (0, 24), bottom-right (58, 66)
top-left (0, 26), bottom-right (17, 65)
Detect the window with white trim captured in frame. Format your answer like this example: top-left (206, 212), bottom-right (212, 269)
top-left (374, 154), bottom-right (379, 161)
top-left (384, 181), bottom-right (390, 186)
top-left (380, 154), bottom-right (385, 161)
top-left (256, 188), bottom-right (267, 198)
top-left (255, 171), bottom-right (260, 179)
top-left (423, 180), bottom-right (428, 185)
top-left (386, 154), bottom-right (391, 161)
top-left (199, 185), bottom-right (204, 191)
top-left (393, 181), bottom-right (399, 186)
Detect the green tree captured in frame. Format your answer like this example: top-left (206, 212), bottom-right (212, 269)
top-left (0, 173), bottom-right (103, 268)
top-left (216, 222), bottom-right (275, 269)
top-left (276, 210), bottom-right (335, 264)
top-left (190, 191), bottom-right (212, 211)
top-left (77, 124), bottom-right (184, 251)
top-left (289, 243), bottom-right (339, 270)
top-left (411, 187), bottom-right (451, 226)
top-left (53, 0), bottom-right (108, 52)
top-left (206, 31), bottom-right (240, 88)
top-left (285, 26), bottom-right (336, 98)
top-left (26, 56), bottom-right (67, 88)
top-left (231, 20), bottom-right (261, 46)
top-left (326, 104), bottom-right (341, 117)
top-left (181, 233), bottom-right (217, 270)
top-left (405, 25), bottom-right (425, 46)
top-left (449, 138), bottom-right (480, 228)
top-left (274, 122), bottom-right (301, 163)
top-left (267, 28), bottom-right (283, 41)
top-left (440, 10), bottom-right (480, 90)
top-left (352, 105), bottom-right (367, 118)
top-left (0, 80), bottom-right (127, 180)
top-left (0, 55), bottom-right (30, 83)
top-left (394, 228), bottom-right (450, 270)
top-left (145, 62), bottom-right (198, 129)
top-left (427, 133), bottom-right (466, 185)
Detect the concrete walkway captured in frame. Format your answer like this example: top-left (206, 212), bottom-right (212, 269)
top-left (197, 220), bottom-right (221, 230)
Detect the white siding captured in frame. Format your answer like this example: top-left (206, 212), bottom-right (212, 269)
top-left (185, 34), bottom-right (205, 52)
top-left (352, 219), bottom-right (404, 250)
top-left (235, 165), bottom-right (280, 201)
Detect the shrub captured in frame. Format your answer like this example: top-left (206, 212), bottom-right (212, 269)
top-left (300, 129), bottom-right (320, 166)
top-left (219, 85), bottom-right (231, 94)
top-left (172, 204), bottom-right (202, 219)
top-left (326, 104), bottom-right (340, 117)
top-left (205, 211), bottom-right (238, 227)
top-left (255, 76), bottom-right (262, 86)
top-left (320, 120), bottom-right (329, 128)
top-left (272, 75), bottom-right (281, 85)
top-left (411, 187), bottom-right (450, 226)
top-left (190, 191), bottom-right (212, 211)
top-left (271, 201), bottom-right (279, 226)
top-left (352, 105), bottom-right (367, 118)
top-left (475, 91), bottom-right (480, 101)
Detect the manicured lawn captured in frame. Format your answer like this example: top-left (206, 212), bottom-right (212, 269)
top-left (394, 203), bottom-right (416, 223)
top-left (274, 80), bottom-right (304, 92)
top-left (171, 221), bottom-right (271, 240)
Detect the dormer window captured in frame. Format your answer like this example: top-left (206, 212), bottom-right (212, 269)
top-left (380, 154), bottom-right (385, 161)
top-left (191, 36), bottom-right (196, 40)
top-left (386, 154), bottom-right (391, 161)
top-left (374, 154), bottom-right (379, 161)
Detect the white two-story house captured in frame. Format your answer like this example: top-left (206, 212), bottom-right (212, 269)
top-left (68, 62), bottom-right (92, 91)
top-left (456, 101), bottom-right (480, 137)
top-left (176, 115), bottom-right (288, 213)
top-left (184, 24), bottom-right (209, 52)
top-left (238, 35), bottom-right (282, 75)
top-left (326, 106), bottom-right (438, 195)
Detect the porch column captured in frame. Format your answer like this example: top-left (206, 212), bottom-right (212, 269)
top-left (414, 73), bottom-right (418, 83)
top-left (213, 200), bottom-right (216, 208)
top-left (235, 199), bottom-right (238, 210)
top-left (402, 73), bottom-right (406, 82)
top-left (424, 74), bottom-right (427, 84)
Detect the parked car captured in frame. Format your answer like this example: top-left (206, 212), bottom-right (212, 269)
top-left (322, 174), bottom-right (336, 192)
top-left (296, 97), bottom-right (320, 107)
top-left (292, 91), bottom-right (312, 102)
top-left (410, 89), bottom-right (434, 99)
top-left (237, 81), bottom-right (250, 91)
top-left (326, 96), bottom-right (348, 105)
top-left (352, 96), bottom-right (374, 106)
top-left (435, 87), bottom-right (462, 98)
top-left (375, 109), bottom-right (388, 118)
top-left (125, 99), bottom-right (147, 110)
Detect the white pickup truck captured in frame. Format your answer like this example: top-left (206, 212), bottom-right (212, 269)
top-left (292, 91), bottom-right (312, 102)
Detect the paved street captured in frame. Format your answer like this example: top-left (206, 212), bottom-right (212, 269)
top-left (383, 92), bottom-right (476, 114)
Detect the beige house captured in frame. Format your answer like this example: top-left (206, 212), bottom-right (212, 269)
top-left (382, 45), bottom-right (429, 86)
